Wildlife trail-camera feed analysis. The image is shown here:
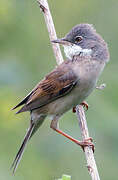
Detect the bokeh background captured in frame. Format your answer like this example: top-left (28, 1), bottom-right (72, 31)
top-left (0, 0), bottom-right (118, 179)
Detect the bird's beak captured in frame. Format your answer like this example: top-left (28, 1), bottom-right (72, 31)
top-left (51, 38), bottom-right (71, 46)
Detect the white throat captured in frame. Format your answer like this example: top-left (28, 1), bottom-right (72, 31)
top-left (63, 44), bottom-right (92, 60)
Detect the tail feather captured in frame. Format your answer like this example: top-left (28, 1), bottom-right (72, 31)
top-left (11, 123), bottom-right (35, 175)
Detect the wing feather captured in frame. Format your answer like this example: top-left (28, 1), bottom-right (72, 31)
top-left (13, 61), bottom-right (78, 113)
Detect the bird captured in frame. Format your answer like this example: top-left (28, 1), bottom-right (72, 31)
top-left (11, 24), bottom-right (109, 174)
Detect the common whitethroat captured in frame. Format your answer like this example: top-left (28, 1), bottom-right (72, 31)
top-left (11, 24), bottom-right (109, 174)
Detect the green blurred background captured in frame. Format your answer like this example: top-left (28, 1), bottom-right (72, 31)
top-left (0, 0), bottom-right (118, 179)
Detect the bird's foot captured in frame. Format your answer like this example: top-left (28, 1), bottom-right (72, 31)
top-left (80, 101), bottom-right (89, 111)
top-left (72, 101), bottom-right (89, 113)
top-left (72, 107), bottom-right (76, 113)
top-left (77, 137), bottom-right (94, 152)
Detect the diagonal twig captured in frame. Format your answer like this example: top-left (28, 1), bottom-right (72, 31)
top-left (76, 105), bottom-right (100, 180)
top-left (37, 0), bottom-right (63, 65)
top-left (37, 0), bottom-right (101, 180)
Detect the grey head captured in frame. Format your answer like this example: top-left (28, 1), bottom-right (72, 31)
top-left (52, 24), bottom-right (109, 62)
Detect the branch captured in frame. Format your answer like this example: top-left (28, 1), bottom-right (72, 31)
top-left (37, 0), bottom-right (63, 65)
top-left (37, 0), bottom-right (101, 180)
top-left (76, 105), bottom-right (100, 180)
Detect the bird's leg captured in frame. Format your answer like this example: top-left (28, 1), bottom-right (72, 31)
top-left (50, 116), bottom-right (94, 152)
top-left (72, 101), bottom-right (89, 113)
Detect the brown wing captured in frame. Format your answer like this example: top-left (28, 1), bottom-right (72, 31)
top-left (12, 61), bottom-right (78, 113)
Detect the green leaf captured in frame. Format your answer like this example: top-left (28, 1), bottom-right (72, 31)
top-left (62, 174), bottom-right (71, 180)
top-left (57, 174), bottom-right (71, 180)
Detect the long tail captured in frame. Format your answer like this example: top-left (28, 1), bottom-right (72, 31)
top-left (11, 122), bottom-right (35, 175)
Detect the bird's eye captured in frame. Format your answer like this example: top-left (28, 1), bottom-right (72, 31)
top-left (75, 36), bottom-right (83, 43)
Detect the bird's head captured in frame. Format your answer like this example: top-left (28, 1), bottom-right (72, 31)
top-left (52, 24), bottom-right (109, 62)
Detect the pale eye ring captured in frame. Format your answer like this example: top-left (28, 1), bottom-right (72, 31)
top-left (75, 36), bottom-right (83, 43)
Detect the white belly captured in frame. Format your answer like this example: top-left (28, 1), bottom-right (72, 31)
top-left (47, 60), bottom-right (105, 116)
top-left (47, 78), bottom-right (95, 115)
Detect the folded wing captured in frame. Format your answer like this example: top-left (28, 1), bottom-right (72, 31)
top-left (12, 61), bottom-right (78, 113)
